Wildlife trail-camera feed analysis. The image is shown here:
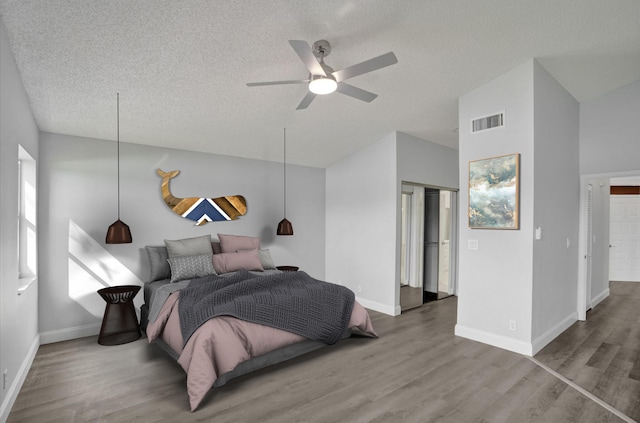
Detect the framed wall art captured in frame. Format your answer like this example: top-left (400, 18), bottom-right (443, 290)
top-left (468, 153), bottom-right (520, 229)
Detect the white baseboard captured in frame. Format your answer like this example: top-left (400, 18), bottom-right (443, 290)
top-left (0, 334), bottom-right (39, 423)
top-left (39, 323), bottom-right (100, 345)
top-left (531, 311), bottom-right (577, 355)
top-left (590, 288), bottom-right (610, 309)
top-left (356, 297), bottom-right (398, 316)
top-left (454, 324), bottom-right (533, 356)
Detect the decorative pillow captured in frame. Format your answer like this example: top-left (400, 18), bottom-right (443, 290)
top-left (211, 241), bottom-right (222, 254)
top-left (212, 249), bottom-right (264, 274)
top-left (218, 233), bottom-right (260, 253)
top-left (145, 246), bottom-right (171, 281)
top-left (167, 253), bottom-right (216, 283)
top-left (239, 248), bottom-right (276, 270)
top-left (257, 249), bottom-right (276, 270)
top-left (164, 235), bottom-right (212, 258)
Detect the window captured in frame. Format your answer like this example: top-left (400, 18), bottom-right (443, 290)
top-left (18, 145), bottom-right (37, 294)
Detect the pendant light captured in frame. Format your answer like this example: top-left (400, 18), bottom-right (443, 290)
top-left (277, 128), bottom-right (293, 235)
top-left (106, 93), bottom-right (133, 244)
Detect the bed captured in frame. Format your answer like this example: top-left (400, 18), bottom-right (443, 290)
top-left (141, 233), bottom-right (377, 411)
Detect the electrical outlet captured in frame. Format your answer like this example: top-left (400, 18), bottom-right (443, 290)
top-left (357, 284), bottom-right (362, 293)
top-left (509, 320), bottom-right (517, 331)
top-left (3, 369), bottom-right (7, 390)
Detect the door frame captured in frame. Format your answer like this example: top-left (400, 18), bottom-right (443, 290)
top-left (577, 170), bottom-right (640, 320)
top-left (398, 182), bottom-right (459, 312)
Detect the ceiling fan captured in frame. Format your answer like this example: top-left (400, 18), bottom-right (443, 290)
top-left (246, 40), bottom-right (398, 110)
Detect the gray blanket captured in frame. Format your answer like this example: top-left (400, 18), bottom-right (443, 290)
top-left (178, 269), bottom-right (355, 347)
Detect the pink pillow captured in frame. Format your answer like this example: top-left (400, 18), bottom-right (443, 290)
top-left (212, 249), bottom-right (264, 274)
top-left (217, 233), bottom-right (260, 253)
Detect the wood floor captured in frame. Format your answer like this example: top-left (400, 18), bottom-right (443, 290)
top-left (7, 282), bottom-right (639, 422)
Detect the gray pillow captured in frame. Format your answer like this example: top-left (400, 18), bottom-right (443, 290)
top-left (164, 235), bottom-right (213, 258)
top-left (145, 246), bottom-right (171, 281)
top-left (258, 249), bottom-right (276, 270)
top-left (167, 253), bottom-right (216, 283)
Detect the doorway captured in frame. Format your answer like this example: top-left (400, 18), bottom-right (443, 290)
top-left (578, 172), bottom-right (640, 321)
top-left (400, 184), bottom-right (458, 312)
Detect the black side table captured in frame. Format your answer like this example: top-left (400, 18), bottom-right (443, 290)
top-left (97, 285), bottom-right (141, 345)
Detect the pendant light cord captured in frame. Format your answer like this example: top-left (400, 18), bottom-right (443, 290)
top-left (117, 92), bottom-right (121, 220)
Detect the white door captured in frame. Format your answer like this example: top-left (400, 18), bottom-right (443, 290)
top-left (609, 195), bottom-right (640, 281)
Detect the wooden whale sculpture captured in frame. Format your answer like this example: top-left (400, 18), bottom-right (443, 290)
top-left (157, 169), bottom-right (247, 225)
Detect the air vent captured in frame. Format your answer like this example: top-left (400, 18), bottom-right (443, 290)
top-left (472, 113), bottom-right (504, 133)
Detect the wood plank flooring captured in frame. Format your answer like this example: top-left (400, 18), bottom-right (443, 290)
top-left (7, 282), bottom-right (639, 422)
top-left (535, 281), bottom-right (640, 422)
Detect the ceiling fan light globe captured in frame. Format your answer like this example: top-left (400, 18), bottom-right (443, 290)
top-left (309, 76), bottom-right (337, 95)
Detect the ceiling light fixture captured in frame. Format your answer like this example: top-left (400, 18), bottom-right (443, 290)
top-left (308, 75), bottom-right (337, 95)
top-left (277, 128), bottom-right (293, 236)
top-left (106, 93), bottom-right (133, 244)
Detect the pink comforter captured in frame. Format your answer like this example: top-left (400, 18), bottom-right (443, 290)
top-left (147, 291), bottom-right (377, 411)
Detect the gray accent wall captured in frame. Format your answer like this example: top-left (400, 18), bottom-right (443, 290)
top-left (0, 21), bottom-right (40, 421)
top-left (38, 133), bottom-right (326, 343)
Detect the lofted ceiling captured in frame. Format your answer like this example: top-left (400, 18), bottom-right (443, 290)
top-left (1, 0), bottom-right (639, 168)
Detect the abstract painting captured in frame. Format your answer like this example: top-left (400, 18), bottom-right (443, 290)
top-left (468, 153), bottom-right (519, 229)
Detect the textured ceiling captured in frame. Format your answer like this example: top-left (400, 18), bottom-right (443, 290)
top-left (1, 0), bottom-right (639, 168)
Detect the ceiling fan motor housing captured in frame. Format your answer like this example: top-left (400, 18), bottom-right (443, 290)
top-left (312, 40), bottom-right (331, 58)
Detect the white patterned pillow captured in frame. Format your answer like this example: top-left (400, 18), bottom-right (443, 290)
top-left (167, 253), bottom-right (216, 283)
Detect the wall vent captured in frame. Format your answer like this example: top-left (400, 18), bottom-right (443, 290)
top-left (472, 113), bottom-right (504, 133)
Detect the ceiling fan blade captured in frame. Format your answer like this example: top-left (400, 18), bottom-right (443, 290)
top-left (289, 40), bottom-right (326, 76)
top-left (336, 83), bottom-right (378, 102)
top-left (246, 79), bottom-right (309, 87)
top-left (332, 52), bottom-right (398, 83)
top-left (296, 92), bottom-right (317, 110)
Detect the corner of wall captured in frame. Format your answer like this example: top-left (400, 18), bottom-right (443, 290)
top-left (0, 335), bottom-right (39, 423)
top-left (454, 324), bottom-right (533, 356)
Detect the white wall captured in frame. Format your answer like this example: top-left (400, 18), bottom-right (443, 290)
top-left (456, 60), bottom-right (581, 355)
top-left (579, 79), bottom-right (640, 309)
top-left (0, 22), bottom-right (40, 422)
top-left (580, 80), bottom-right (640, 175)
top-left (325, 133), bottom-right (397, 314)
top-left (396, 132), bottom-right (459, 189)
top-left (396, 131), bottom-right (459, 307)
top-left (456, 61), bottom-right (536, 355)
top-left (38, 133), bottom-right (326, 343)
top-left (530, 61), bottom-right (580, 349)
top-left (326, 131), bottom-right (459, 316)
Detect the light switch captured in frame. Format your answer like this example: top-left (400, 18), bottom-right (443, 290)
top-left (535, 227), bottom-right (542, 240)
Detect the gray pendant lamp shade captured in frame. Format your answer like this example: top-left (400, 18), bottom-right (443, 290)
top-left (106, 93), bottom-right (133, 244)
top-left (277, 128), bottom-right (293, 236)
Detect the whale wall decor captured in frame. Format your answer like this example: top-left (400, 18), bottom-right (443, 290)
top-left (157, 169), bottom-right (247, 225)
